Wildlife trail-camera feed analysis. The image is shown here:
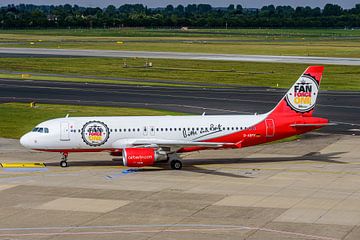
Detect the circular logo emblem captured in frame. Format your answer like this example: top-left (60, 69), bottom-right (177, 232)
top-left (285, 75), bottom-right (319, 113)
top-left (81, 121), bottom-right (110, 147)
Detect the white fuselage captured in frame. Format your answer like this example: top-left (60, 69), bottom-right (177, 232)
top-left (20, 114), bottom-right (268, 151)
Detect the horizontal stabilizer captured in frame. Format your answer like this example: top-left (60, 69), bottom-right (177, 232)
top-left (290, 123), bottom-right (336, 127)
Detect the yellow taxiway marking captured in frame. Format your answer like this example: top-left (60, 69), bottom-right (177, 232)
top-left (1, 163), bottom-right (46, 168)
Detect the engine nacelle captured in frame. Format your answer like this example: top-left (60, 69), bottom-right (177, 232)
top-left (122, 148), bottom-right (167, 167)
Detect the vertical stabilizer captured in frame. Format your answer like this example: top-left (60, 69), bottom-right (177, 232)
top-left (270, 66), bottom-right (324, 117)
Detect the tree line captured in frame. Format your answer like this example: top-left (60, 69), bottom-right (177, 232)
top-left (1, 3), bottom-right (360, 28)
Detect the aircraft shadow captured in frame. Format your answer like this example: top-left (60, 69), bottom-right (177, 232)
top-left (183, 151), bottom-right (348, 165)
top-left (44, 151), bottom-right (347, 179)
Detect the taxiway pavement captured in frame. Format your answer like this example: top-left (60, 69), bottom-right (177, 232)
top-left (1, 47), bottom-right (360, 65)
top-left (0, 133), bottom-right (360, 240)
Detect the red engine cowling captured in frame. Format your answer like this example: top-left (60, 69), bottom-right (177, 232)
top-left (122, 148), bottom-right (156, 167)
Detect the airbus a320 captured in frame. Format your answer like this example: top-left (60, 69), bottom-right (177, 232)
top-left (20, 66), bottom-right (330, 169)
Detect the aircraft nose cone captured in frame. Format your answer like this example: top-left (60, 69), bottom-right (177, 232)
top-left (20, 133), bottom-right (31, 148)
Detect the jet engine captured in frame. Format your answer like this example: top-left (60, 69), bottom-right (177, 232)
top-left (122, 148), bottom-right (167, 167)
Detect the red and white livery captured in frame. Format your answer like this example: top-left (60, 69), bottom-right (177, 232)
top-left (20, 66), bottom-right (330, 169)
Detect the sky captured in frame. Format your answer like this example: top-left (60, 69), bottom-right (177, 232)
top-left (2, 0), bottom-right (359, 9)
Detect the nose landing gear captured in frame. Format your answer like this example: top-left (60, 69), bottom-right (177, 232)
top-left (60, 152), bottom-right (68, 168)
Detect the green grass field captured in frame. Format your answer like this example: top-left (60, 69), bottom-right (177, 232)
top-left (0, 103), bottom-right (184, 139)
top-left (0, 28), bottom-right (359, 90)
top-left (1, 28), bottom-right (360, 57)
top-left (2, 28), bottom-right (360, 38)
top-left (0, 57), bottom-right (359, 90)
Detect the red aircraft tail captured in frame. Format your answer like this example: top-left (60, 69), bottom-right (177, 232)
top-left (269, 66), bottom-right (324, 117)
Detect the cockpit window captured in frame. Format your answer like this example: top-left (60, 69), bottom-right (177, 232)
top-left (31, 127), bottom-right (49, 133)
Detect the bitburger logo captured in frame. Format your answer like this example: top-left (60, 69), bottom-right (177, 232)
top-left (81, 121), bottom-right (110, 146)
top-left (286, 75), bottom-right (319, 113)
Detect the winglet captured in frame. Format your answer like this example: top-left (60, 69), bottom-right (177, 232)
top-left (234, 140), bottom-right (243, 148)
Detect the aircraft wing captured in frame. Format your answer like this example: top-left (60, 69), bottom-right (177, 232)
top-left (112, 138), bottom-right (240, 149)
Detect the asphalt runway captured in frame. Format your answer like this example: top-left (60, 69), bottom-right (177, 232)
top-left (1, 78), bottom-right (359, 134)
top-left (1, 47), bottom-right (360, 65)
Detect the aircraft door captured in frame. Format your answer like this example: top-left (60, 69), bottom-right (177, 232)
top-left (60, 122), bottom-right (70, 141)
top-left (265, 119), bottom-right (275, 137)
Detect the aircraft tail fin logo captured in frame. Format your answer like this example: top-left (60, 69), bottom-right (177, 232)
top-left (270, 66), bottom-right (324, 116)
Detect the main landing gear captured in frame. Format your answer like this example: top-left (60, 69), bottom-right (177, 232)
top-left (60, 152), bottom-right (68, 168)
top-left (168, 153), bottom-right (183, 170)
top-left (170, 159), bottom-right (182, 170)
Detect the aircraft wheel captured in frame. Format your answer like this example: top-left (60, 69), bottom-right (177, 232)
top-left (60, 160), bottom-right (68, 168)
top-left (170, 160), bottom-right (182, 170)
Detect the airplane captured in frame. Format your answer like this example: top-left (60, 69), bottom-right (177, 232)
top-left (20, 66), bottom-right (330, 169)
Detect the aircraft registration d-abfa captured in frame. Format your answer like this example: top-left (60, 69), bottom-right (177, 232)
top-left (20, 66), bottom-right (330, 169)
